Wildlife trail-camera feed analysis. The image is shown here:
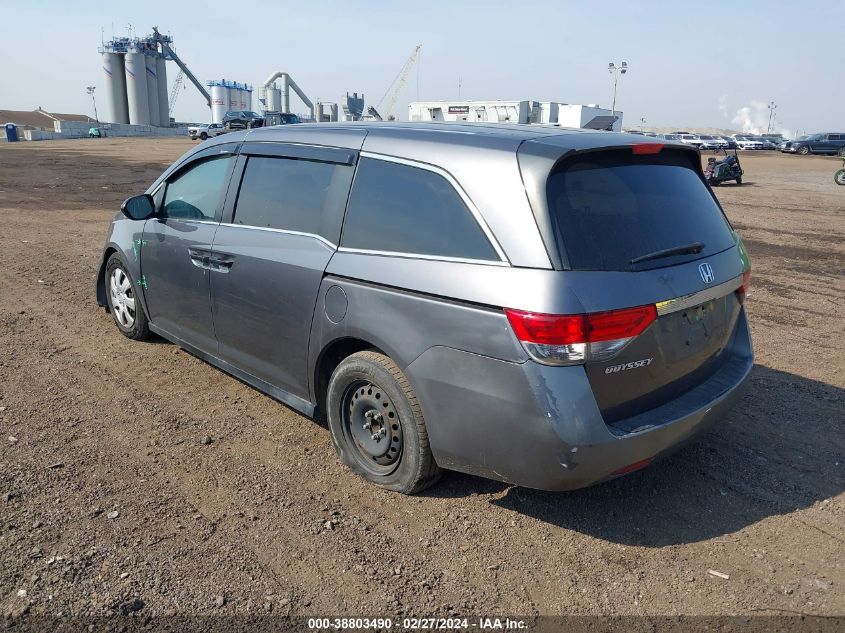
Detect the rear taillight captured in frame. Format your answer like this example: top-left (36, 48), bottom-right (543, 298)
top-left (739, 269), bottom-right (751, 294)
top-left (505, 305), bottom-right (657, 366)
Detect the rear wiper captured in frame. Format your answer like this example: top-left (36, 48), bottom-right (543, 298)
top-left (629, 242), bottom-right (704, 265)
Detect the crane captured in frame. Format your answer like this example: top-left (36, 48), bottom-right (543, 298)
top-left (168, 68), bottom-right (185, 114)
top-left (376, 44), bottom-right (422, 121)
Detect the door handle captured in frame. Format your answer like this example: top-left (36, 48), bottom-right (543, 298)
top-left (207, 254), bottom-right (235, 273)
top-left (188, 247), bottom-right (212, 269)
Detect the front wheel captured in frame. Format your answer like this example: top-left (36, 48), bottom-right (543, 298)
top-left (105, 254), bottom-right (150, 341)
top-left (839, 147), bottom-right (845, 158)
top-left (326, 351), bottom-right (441, 494)
top-left (200, 132), bottom-right (208, 140)
top-left (797, 146), bottom-right (810, 155)
top-left (735, 176), bottom-right (742, 185)
top-left (835, 169), bottom-right (845, 186)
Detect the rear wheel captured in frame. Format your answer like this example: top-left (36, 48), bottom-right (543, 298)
top-left (839, 147), bottom-right (845, 158)
top-left (327, 351), bottom-right (441, 494)
top-left (105, 254), bottom-right (150, 341)
top-left (797, 146), bottom-right (810, 155)
top-left (835, 169), bottom-right (845, 186)
top-left (200, 132), bottom-right (208, 140)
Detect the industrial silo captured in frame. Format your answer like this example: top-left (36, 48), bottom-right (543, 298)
top-left (210, 84), bottom-right (229, 124)
top-left (267, 86), bottom-right (282, 112)
top-left (228, 87), bottom-right (241, 113)
top-left (102, 52), bottom-right (129, 124)
top-left (156, 56), bottom-right (169, 126)
top-left (241, 89), bottom-right (252, 112)
top-left (144, 54), bottom-right (160, 126)
top-left (124, 49), bottom-right (150, 125)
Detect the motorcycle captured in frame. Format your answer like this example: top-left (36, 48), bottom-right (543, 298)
top-left (835, 157), bottom-right (845, 186)
top-left (704, 148), bottom-right (743, 185)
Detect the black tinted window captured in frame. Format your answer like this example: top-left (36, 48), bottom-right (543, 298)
top-left (547, 150), bottom-right (735, 271)
top-left (341, 158), bottom-right (498, 261)
top-left (233, 156), bottom-right (354, 243)
top-left (163, 155), bottom-right (233, 220)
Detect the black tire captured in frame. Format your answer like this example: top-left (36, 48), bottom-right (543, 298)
top-left (736, 176), bottom-right (742, 185)
top-left (326, 351), bottom-right (441, 494)
top-left (835, 169), bottom-right (845, 186)
top-left (105, 254), bottom-right (150, 341)
top-left (797, 146), bottom-right (810, 155)
top-left (838, 147), bottom-right (845, 158)
top-left (200, 132), bottom-right (208, 140)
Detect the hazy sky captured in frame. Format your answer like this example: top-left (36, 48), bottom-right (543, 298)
top-left (3, 1), bottom-right (843, 135)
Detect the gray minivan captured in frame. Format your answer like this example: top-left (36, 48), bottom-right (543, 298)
top-left (96, 123), bottom-right (753, 494)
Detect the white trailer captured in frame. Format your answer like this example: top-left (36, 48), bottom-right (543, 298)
top-left (408, 100), bottom-right (623, 131)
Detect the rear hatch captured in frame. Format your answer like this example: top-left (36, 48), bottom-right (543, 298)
top-left (536, 143), bottom-right (749, 427)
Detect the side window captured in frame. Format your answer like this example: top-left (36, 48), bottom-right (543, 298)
top-left (340, 158), bottom-right (499, 261)
top-left (162, 155), bottom-right (233, 220)
top-left (232, 156), bottom-right (354, 243)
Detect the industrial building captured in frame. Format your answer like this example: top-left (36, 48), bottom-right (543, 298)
top-left (408, 100), bottom-right (623, 131)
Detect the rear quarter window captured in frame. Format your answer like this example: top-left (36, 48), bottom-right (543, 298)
top-left (547, 149), bottom-right (736, 271)
top-left (340, 158), bottom-right (499, 261)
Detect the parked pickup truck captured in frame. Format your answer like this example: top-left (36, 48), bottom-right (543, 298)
top-left (188, 123), bottom-right (225, 141)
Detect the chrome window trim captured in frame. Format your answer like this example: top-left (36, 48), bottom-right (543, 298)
top-left (655, 275), bottom-right (743, 316)
top-left (336, 246), bottom-right (510, 267)
top-left (358, 151), bottom-right (510, 264)
top-left (218, 223), bottom-right (337, 249)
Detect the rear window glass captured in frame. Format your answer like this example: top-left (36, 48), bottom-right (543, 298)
top-left (547, 150), bottom-right (735, 271)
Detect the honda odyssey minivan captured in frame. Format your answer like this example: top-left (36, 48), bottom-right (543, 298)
top-left (96, 123), bottom-right (753, 494)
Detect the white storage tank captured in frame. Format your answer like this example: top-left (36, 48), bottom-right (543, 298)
top-left (228, 87), bottom-right (240, 114)
top-left (267, 87), bottom-right (281, 112)
top-left (210, 84), bottom-right (229, 123)
top-left (156, 56), bottom-right (169, 125)
top-left (102, 52), bottom-right (129, 124)
top-left (144, 54), bottom-right (160, 126)
top-left (241, 89), bottom-right (251, 112)
top-left (124, 50), bottom-right (150, 125)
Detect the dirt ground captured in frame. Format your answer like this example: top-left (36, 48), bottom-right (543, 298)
top-left (0, 138), bottom-right (842, 623)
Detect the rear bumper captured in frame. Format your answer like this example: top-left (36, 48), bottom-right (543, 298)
top-left (407, 312), bottom-right (753, 491)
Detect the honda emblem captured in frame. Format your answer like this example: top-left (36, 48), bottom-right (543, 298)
top-left (698, 262), bottom-right (714, 284)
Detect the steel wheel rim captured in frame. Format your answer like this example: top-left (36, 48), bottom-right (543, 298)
top-left (109, 268), bottom-right (136, 329)
top-left (341, 380), bottom-right (403, 476)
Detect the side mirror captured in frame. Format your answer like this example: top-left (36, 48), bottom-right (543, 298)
top-left (120, 194), bottom-right (156, 220)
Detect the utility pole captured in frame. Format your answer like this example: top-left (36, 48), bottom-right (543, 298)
top-left (608, 61), bottom-right (628, 129)
top-left (766, 101), bottom-right (777, 134)
top-left (639, 117), bottom-right (646, 131)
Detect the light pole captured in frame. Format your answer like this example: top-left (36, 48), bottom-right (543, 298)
top-left (639, 117), bottom-right (646, 131)
top-left (608, 61), bottom-right (628, 130)
top-left (86, 86), bottom-right (100, 135)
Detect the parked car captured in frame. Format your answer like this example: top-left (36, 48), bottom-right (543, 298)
top-left (698, 135), bottom-right (728, 150)
top-left (781, 133), bottom-right (845, 156)
top-left (660, 134), bottom-right (682, 143)
top-left (733, 136), bottom-right (765, 150)
top-left (88, 127), bottom-right (102, 138)
top-left (755, 137), bottom-right (777, 150)
top-left (262, 111), bottom-right (302, 127)
top-left (222, 110), bottom-right (265, 130)
top-left (188, 123), bottom-right (225, 141)
top-left (96, 123), bottom-right (753, 494)
top-left (679, 134), bottom-right (704, 148)
top-left (718, 135), bottom-right (738, 149)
